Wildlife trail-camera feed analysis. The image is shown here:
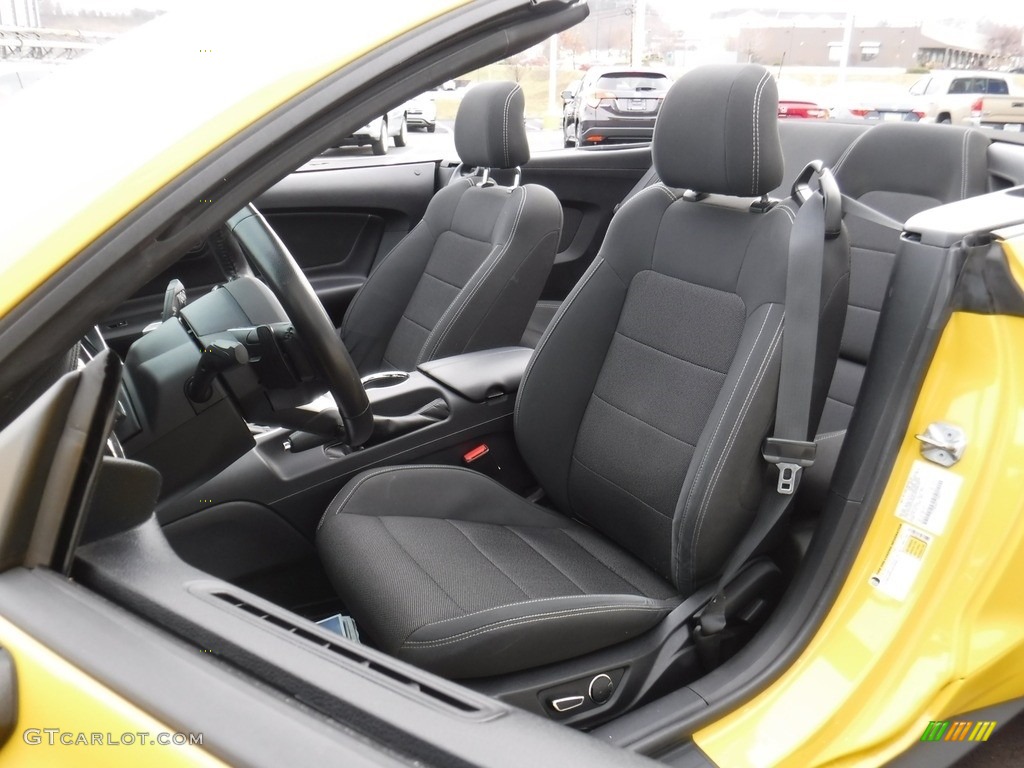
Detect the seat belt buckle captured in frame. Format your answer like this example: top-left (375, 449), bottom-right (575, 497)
top-left (774, 463), bottom-right (802, 495)
top-left (763, 437), bottom-right (817, 495)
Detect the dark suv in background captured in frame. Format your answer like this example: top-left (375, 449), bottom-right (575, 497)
top-left (562, 65), bottom-right (673, 147)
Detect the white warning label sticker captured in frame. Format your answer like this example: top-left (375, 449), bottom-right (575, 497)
top-left (894, 460), bottom-right (962, 535)
top-left (870, 524), bottom-right (932, 601)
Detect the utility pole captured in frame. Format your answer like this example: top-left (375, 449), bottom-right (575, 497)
top-left (838, 12), bottom-right (854, 86)
top-left (547, 34), bottom-right (560, 131)
top-left (631, 0), bottom-right (646, 66)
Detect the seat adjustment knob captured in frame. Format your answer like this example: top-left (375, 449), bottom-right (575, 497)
top-left (588, 673), bottom-right (614, 704)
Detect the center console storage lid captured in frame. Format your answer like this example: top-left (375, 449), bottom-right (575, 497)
top-left (417, 347), bottom-right (533, 403)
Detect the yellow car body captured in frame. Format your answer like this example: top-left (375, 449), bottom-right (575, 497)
top-left (0, 0), bottom-right (466, 317)
top-left (1, 3), bottom-right (1024, 767)
top-left (0, 2), bottom-right (469, 766)
top-left (697, 234), bottom-right (1024, 766)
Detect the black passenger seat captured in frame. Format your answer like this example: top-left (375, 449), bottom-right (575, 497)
top-left (600, 119), bottom-right (991, 519)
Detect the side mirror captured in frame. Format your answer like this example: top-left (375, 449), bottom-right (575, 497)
top-left (561, 89), bottom-right (575, 101)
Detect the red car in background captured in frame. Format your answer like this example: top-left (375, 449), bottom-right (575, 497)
top-left (777, 98), bottom-right (830, 119)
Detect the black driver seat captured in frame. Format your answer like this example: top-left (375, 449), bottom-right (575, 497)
top-left (340, 82), bottom-right (562, 375)
top-left (316, 65), bottom-right (850, 679)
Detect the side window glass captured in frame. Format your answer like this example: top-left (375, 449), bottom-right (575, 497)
top-left (988, 79), bottom-right (1009, 95)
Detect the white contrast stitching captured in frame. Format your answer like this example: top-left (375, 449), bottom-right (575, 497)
top-left (775, 201), bottom-right (797, 223)
top-left (342, 213), bottom-right (432, 337)
top-left (673, 307), bottom-right (773, 584)
top-left (415, 593), bottom-right (656, 629)
top-left (816, 429), bottom-right (847, 442)
top-left (653, 184), bottom-right (679, 203)
top-left (831, 129), bottom-right (869, 177)
top-left (751, 70), bottom-right (770, 195)
top-left (402, 605), bottom-right (662, 649)
top-left (515, 181), bottom-right (678, 430)
top-left (502, 85), bottom-right (520, 168)
top-left (514, 256), bottom-right (604, 431)
top-left (316, 463), bottom-right (483, 532)
top-left (419, 186), bottom-right (529, 364)
top-left (689, 311), bottom-right (783, 585)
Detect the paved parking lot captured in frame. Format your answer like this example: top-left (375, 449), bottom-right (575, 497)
top-left (954, 711), bottom-right (1024, 767)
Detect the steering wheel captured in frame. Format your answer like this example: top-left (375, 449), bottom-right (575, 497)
top-left (225, 205), bottom-right (373, 447)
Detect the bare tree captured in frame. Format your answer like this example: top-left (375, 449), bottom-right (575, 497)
top-left (982, 23), bottom-right (1024, 68)
top-left (501, 52), bottom-right (529, 83)
top-left (558, 27), bottom-right (587, 69)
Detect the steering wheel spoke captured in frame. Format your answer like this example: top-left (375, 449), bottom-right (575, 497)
top-left (225, 205), bottom-right (373, 447)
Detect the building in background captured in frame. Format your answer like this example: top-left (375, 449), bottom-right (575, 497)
top-left (735, 19), bottom-right (991, 70)
top-left (0, 0), bottom-right (40, 28)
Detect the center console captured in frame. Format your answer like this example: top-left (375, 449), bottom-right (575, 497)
top-left (157, 346), bottom-right (536, 596)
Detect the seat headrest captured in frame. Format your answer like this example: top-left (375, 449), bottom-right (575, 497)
top-left (653, 64), bottom-right (783, 197)
top-left (833, 122), bottom-right (989, 205)
top-left (454, 81), bottom-right (530, 170)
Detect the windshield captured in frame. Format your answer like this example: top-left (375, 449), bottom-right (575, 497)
top-left (6, 2), bottom-right (1024, 163)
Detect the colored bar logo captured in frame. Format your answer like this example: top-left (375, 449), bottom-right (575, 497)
top-left (921, 721), bottom-right (997, 742)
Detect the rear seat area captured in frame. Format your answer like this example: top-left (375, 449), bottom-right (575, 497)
top-left (798, 123), bottom-right (990, 514)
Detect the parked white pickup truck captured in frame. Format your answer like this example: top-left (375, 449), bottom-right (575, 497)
top-left (853, 71), bottom-right (1024, 131)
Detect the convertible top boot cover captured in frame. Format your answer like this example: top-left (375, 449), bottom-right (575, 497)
top-left (340, 81), bottom-right (561, 375)
top-left (318, 65), bottom-right (850, 679)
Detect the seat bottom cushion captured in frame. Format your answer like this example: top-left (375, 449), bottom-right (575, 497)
top-left (316, 465), bottom-right (680, 679)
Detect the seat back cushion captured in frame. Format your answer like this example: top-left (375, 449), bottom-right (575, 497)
top-left (341, 179), bottom-right (561, 373)
top-left (517, 186), bottom-right (840, 592)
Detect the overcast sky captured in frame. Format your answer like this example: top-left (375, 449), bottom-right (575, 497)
top-left (648, 0), bottom-right (1024, 27)
top-left (56, 0), bottom-right (1024, 27)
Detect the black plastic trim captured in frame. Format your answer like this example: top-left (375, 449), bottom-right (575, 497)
top-left (67, 518), bottom-right (656, 768)
top-left (0, 647), bottom-right (15, 749)
top-left (418, 347), bottom-right (533, 403)
top-left (952, 235), bottom-right (1024, 317)
top-left (156, 373), bottom-right (515, 538)
top-left (0, 568), bottom-right (412, 768)
top-left (207, 589), bottom-right (480, 714)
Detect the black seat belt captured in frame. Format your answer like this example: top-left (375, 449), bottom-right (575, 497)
top-left (696, 162), bottom-right (843, 660)
top-left (840, 193), bottom-right (903, 232)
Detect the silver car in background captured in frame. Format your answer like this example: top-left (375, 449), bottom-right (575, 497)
top-left (562, 66), bottom-right (673, 147)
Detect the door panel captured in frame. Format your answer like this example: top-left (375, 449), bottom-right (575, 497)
top-left (258, 210), bottom-right (384, 324)
top-left (256, 160), bottom-right (438, 326)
